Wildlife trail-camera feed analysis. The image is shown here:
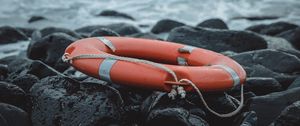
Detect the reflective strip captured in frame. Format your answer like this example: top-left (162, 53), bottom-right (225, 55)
top-left (96, 37), bottom-right (116, 52)
top-left (214, 65), bottom-right (240, 87)
top-left (99, 58), bottom-right (117, 83)
top-left (177, 57), bottom-right (188, 66)
top-left (178, 46), bottom-right (196, 53)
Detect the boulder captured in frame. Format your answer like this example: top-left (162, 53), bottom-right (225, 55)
top-left (167, 26), bottom-right (267, 52)
top-left (27, 33), bottom-right (77, 72)
top-left (31, 27), bottom-right (82, 42)
top-left (246, 21), bottom-right (298, 36)
top-left (0, 26), bottom-right (28, 44)
top-left (288, 77), bottom-right (300, 89)
top-left (28, 16), bottom-right (46, 23)
top-left (76, 23), bottom-right (141, 36)
top-left (231, 49), bottom-right (300, 73)
top-left (30, 76), bottom-right (124, 126)
top-left (276, 27), bottom-right (300, 50)
top-left (27, 60), bottom-right (63, 79)
top-left (97, 10), bottom-right (135, 20)
top-left (7, 74), bottom-right (38, 92)
top-left (0, 81), bottom-right (27, 110)
top-left (0, 64), bottom-right (8, 80)
top-left (270, 100), bottom-right (300, 126)
top-left (0, 103), bottom-right (30, 126)
top-left (89, 28), bottom-right (120, 37)
top-left (16, 27), bottom-right (36, 38)
top-left (197, 18), bottom-right (228, 29)
top-left (247, 87), bottom-right (300, 126)
top-left (151, 19), bottom-right (185, 34)
top-left (130, 32), bottom-right (161, 40)
top-left (233, 111), bottom-right (257, 126)
top-left (146, 108), bottom-right (209, 126)
top-left (243, 77), bottom-right (282, 95)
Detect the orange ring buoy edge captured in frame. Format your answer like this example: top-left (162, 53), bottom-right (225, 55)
top-left (63, 37), bottom-right (246, 92)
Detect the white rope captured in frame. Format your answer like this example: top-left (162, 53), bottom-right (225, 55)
top-left (62, 53), bottom-right (244, 117)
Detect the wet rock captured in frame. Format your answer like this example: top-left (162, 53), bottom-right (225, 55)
top-left (7, 74), bottom-right (38, 92)
top-left (0, 114), bottom-right (8, 126)
top-left (76, 23), bottom-right (141, 36)
top-left (151, 19), bottom-right (185, 34)
top-left (27, 33), bottom-right (77, 72)
top-left (28, 15), bottom-right (46, 23)
top-left (0, 103), bottom-right (30, 126)
top-left (288, 77), bottom-right (300, 89)
top-left (167, 26), bottom-right (267, 52)
top-left (0, 64), bottom-right (8, 80)
top-left (0, 81), bottom-right (27, 110)
top-left (270, 100), bottom-right (300, 126)
top-left (247, 87), bottom-right (300, 126)
top-left (276, 27), bottom-right (300, 50)
top-left (261, 35), bottom-right (295, 50)
top-left (6, 56), bottom-right (32, 73)
top-left (31, 27), bottom-right (82, 42)
top-left (89, 28), bottom-right (120, 37)
top-left (244, 65), bottom-right (297, 89)
top-left (146, 108), bottom-right (209, 126)
top-left (107, 23), bottom-right (141, 36)
top-left (233, 111), bottom-right (257, 126)
top-left (16, 27), bottom-right (36, 38)
top-left (130, 32), bottom-right (161, 40)
top-left (30, 76), bottom-right (124, 126)
top-left (231, 49), bottom-right (300, 73)
top-left (246, 21), bottom-right (298, 36)
top-left (232, 15), bottom-right (279, 21)
top-left (0, 26), bottom-right (28, 44)
top-left (97, 10), bottom-right (135, 20)
top-left (244, 77), bottom-right (282, 95)
top-left (197, 18), bottom-right (228, 29)
top-left (27, 60), bottom-right (63, 79)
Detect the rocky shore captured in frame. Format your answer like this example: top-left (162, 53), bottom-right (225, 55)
top-left (0, 12), bottom-right (300, 126)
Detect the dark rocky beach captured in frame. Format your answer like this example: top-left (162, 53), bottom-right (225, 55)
top-left (1, 1), bottom-right (300, 126)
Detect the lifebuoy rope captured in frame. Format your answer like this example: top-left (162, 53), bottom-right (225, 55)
top-left (62, 53), bottom-right (244, 117)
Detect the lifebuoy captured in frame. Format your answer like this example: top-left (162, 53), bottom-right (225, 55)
top-left (63, 37), bottom-right (246, 92)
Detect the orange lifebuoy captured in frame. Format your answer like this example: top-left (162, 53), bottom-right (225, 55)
top-left (63, 37), bottom-right (246, 92)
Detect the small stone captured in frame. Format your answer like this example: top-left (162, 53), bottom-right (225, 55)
top-left (151, 19), bottom-right (185, 34)
top-left (0, 26), bottom-right (28, 44)
top-left (197, 18), bottom-right (228, 29)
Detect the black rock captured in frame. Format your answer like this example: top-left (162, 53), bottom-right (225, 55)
top-left (233, 111), bottom-right (257, 126)
top-left (97, 10), bottom-right (135, 20)
top-left (232, 15), bottom-right (279, 21)
top-left (288, 77), bottom-right (300, 89)
top-left (151, 19), bottom-right (185, 34)
top-left (146, 108), bottom-right (209, 126)
top-left (130, 32), bottom-right (161, 40)
top-left (0, 103), bottom-right (30, 126)
top-left (167, 26), bottom-right (267, 52)
top-left (0, 64), bottom-right (8, 80)
top-left (0, 26), bottom-right (28, 44)
top-left (7, 74), bottom-right (38, 92)
top-left (276, 27), bottom-right (300, 50)
top-left (76, 23), bottom-right (141, 36)
top-left (31, 27), bottom-right (82, 42)
top-left (243, 77), bottom-right (282, 95)
top-left (0, 81), bottom-right (27, 110)
top-left (197, 18), bottom-right (228, 29)
top-left (6, 56), bottom-right (32, 73)
top-left (246, 21), bottom-right (298, 36)
top-left (107, 23), bottom-right (141, 36)
top-left (231, 49), bottom-right (300, 73)
top-left (27, 60), bottom-right (63, 79)
top-left (16, 27), bottom-right (36, 38)
top-left (27, 33), bottom-right (77, 71)
top-left (89, 28), bottom-right (120, 37)
top-left (270, 100), bottom-right (300, 126)
top-left (247, 87), bottom-right (300, 126)
top-left (28, 16), bottom-right (46, 23)
top-left (30, 76), bottom-right (124, 126)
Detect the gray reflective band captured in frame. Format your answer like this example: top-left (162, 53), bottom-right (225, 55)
top-left (99, 58), bottom-right (117, 83)
top-left (177, 57), bottom-right (188, 66)
top-left (214, 65), bottom-right (240, 87)
top-left (178, 46), bottom-right (196, 53)
top-left (96, 37), bottom-right (116, 52)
